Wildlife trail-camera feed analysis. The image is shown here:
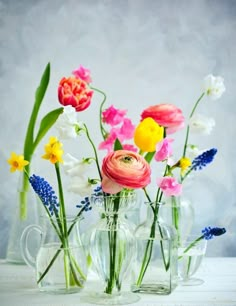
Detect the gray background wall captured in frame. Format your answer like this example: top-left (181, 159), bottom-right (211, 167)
top-left (0, 0), bottom-right (235, 258)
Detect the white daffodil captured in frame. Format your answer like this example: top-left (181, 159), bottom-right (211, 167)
top-left (203, 74), bottom-right (225, 100)
top-left (189, 113), bottom-right (215, 135)
top-left (67, 176), bottom-right (94, 196)
top-left (55, 105), bottom-right (82, 139)
top-left (63, 153), bottom-right (92, 177)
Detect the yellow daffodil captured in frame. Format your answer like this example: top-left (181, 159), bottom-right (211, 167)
top-left (179, 157), bottom-right (191, 174)
top-left (134, 117), bottom-right (164, 152)
top-left (42, 136), bottom-right (64, 164)
top-left (7, 152), bottom-right (29, 172)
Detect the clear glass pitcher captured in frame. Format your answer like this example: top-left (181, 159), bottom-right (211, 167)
top-left (20, 215), bottom-right (88, 294)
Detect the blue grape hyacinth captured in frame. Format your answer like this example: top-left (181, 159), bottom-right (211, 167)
top-left (202, 226), bottom-right (226, 240)
top-left (192, 148), bottom-right (217, 171)
top-left (29, 174), bottom-right (59, 215)
top-left (76, 196), bottom-right (92, 212)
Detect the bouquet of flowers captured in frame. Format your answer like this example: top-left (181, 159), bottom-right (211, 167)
top-left (7, 64), bottom-right (227, 297)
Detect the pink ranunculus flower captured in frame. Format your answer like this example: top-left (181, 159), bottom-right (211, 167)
top-left (157, 176), bottom-right (182, 196)
top-left (102, 150), bottom-right (151, 194)
top-left (155, 138), bottom-right (174, 162)
top-left (102, 105), bottom-right (127, 126)
top-left (141, 104), bottom-right (185, 134)
top-left (72, 65), bottom-right (92, 83)
top-left (58, 76), bottom-right (93, 112)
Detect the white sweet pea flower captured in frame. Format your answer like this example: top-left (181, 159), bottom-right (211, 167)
top-left (186, 145), bottom-right (203, 159)
top-left (55, 105), bottom-right (82, 139)
top-left (67, 176), bottom-right (94, 196)
top-left (189, 114), bottom-right (215, 135)
top-left (203, 74), bottom-right (225, 100)
top-left (63, 153), bottom-right (92, 177)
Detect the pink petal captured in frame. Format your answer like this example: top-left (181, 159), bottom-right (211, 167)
top-left (101, 174), bottom-right (123, 194)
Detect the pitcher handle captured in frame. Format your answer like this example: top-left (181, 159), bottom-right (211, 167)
top-left (20, 224), bottom-right (43, 268)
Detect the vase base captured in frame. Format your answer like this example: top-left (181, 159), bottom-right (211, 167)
top-left (131, 283), bottom-right (173, 295)
top-left (81, 291), bottom-right (140, 305)
top-left (179, 277), bottom-right (204, 286)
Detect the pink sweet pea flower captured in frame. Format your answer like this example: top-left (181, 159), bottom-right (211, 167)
top-left (119, 118), bottom-right (136, 139)
top-left (155, 138), bottom-right (174, 162)
top-left (102, 105), bottom-right (127, 126)
top-left (157, 176), bottom-right (182, 196)
top-left (141, 104), bottom-right (184, 134)
top-left (122, 144), bottom-right (138, 152)
top-left (98, 128), bottom-right (123, 152)
top-left (72, 65), bottom-right (92, 83)
top-left (102, 150), bottom-right (151, 194)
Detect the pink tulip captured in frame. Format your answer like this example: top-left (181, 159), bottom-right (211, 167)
top-left (102, 150), bottom-right (151, 194)
top-left (155, 138), bottom-right (174, 162)
top-left (72, 65), bottom-right (92, 83)
top-left (157, 176), bottom-right (182, 196)
top-left (141, 104), bottom-right (184, 134)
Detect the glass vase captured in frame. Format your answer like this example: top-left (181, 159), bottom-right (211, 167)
top-left (131, 202), bottom-right (178, 295)
top-left (86, 192), bottom-right (140, 305)
top-left (161, 196), bottom-right (195, 245)
top-left (6, 171), bottom-right (41, 264)
top-left (178, 234), bottom-right (207, 286)
top-left (20, 215), bottom-right (88, 294)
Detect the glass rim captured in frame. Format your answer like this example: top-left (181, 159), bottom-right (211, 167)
top-left (39, 214), bottom-right (84, 222)
top-left (91, 192), bottom-right (136, 199)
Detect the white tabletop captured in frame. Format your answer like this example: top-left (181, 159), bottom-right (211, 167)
top-left (0, 257), bottom-right (236, 306)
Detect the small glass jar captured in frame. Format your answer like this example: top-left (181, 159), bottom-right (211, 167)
top-left (131, 202), bottom-right (178, 295)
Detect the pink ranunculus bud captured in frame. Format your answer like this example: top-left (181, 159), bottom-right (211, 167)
top-left (102, 105), bottom-right (127, 126)
top-left (155, 138), bottom-right (174, 162)
top-left (156, 176), bottom-right (182, 196)
top-left (58, 76), bottom-right (93, 112)
top-left (72, 65), bottom-right (92, 83)
top-left (101, 150), bottom-right (151, 194)
top-left (141, 104), bottom-right (185, 134)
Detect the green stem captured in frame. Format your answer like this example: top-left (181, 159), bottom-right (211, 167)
top-left (83, 124), bottom-right (102, 180)
top-left (171, 196), bottom-right (181, 244)
top-left (178, 235), bottom-right (204, 260)
top-left (37, 207), bottom-right (87, 284)
top-left (136, 202), bottom-right (168, 287)
top-left (90, 86), bottom-right (107, 140)
top-left (105, 196), bottom-right (120, 294)
top-left (186, 257), bottom-right (192, 276)
top-left (55, 163), bottom-right (68, 237)
top-left (182, 92), bottom-right (205, 157)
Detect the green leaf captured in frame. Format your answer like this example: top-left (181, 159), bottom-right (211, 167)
top-left (23, 62), bottom-right (51, 158)
top-left (33, 107), bottom-right (64, 150)
top-left (114, 138), bottom-right (123, 151)
top-left (144, 151), bottom-right (155, 163)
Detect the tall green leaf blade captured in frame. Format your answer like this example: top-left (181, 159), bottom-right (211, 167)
top-left (23, 62), bottom-right (50, 158)
top-left (33, 107), bottom-right (64, 150)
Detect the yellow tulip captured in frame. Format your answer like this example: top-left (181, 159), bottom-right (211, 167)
top-left (134, 117), bottom-right (164, 152)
